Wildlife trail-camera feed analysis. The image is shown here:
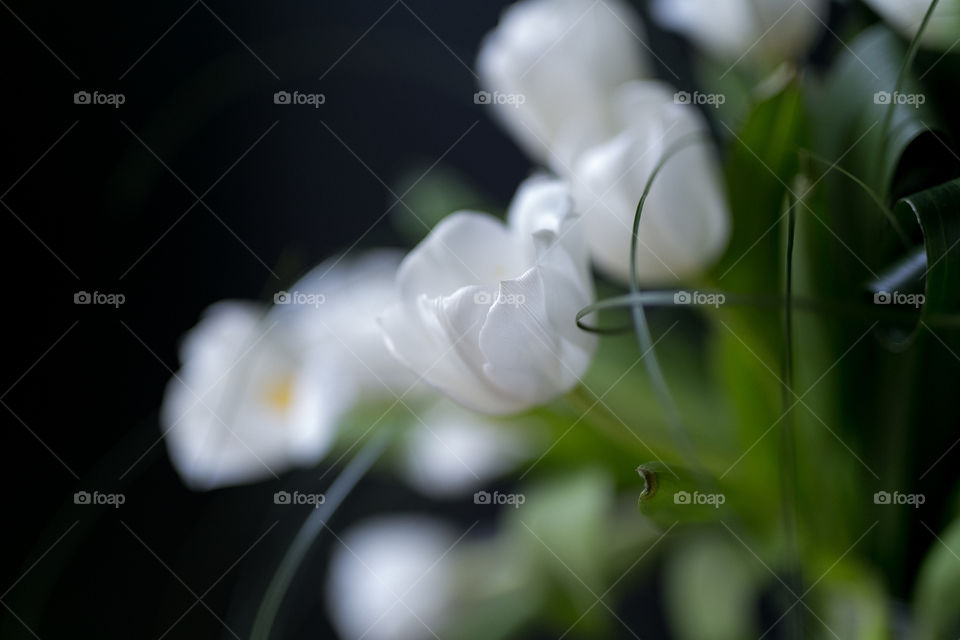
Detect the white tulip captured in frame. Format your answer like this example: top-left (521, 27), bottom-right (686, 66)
top-left (570, 81), bottom-right (731, 285)
top-left (477, 0), bottom-right (650, 169)
top-left (863, 0), bottom-right (960, 50)
top-left (652, 0), bottom-right (829, 65)
top-left (399, 399), bottom-right (531, 498)
top-left (274, 249), bottom-right (416, 395)
top-left (326, 517), bottom-right (457, 640)
top-left (161, 251), bottom-right (412, 490)
top-left (379, 176), bottom-right (597, 415)
top-left (160, 301), bottom-right (340, 489)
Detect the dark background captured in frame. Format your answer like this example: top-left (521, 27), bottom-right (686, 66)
top-left (0, 2), bottom-right (532, 638)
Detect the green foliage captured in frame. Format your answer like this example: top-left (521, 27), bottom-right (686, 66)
top-left (913, 516), bottom-right (960, 639)
top-left (309, 18), bottom-right (960, 640)
top-left (663, 534), bottom-right (761, 640)
top-left (898, 179), bottom-right (960, 328)
top-left (390, 164), bottom-right (498, 243)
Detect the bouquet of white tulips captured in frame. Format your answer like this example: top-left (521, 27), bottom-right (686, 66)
top-left (160, 0), bottom-right (960, 638)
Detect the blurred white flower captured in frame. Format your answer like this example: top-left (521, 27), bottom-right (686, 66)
top-left (326, 516), bottom-right (457, 640)
top-left (570, 81), bottom-right (730, 284)
top-left (274, 249), bottom-right (416, 394)
top-left (652, 0), bottom-right (828, 66)
top-left (161, 251), bottom-right (413, 490)
top-left (380, 176), bottom-right (596, 415)
top-left (477, 0), bottom-right (650, 170)
top-left (399, 399), bottom-right (531, 498)
top-left (863, 0), bottom-right (960, 50)
top-left (160, 301), bottom-right (338, 490)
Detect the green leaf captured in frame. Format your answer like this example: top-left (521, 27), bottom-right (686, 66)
top-left (635, 463), bottom-right (729, 525)
top-left (713, 81), bottom-right (805, 299)
top-left (705, 84), bottom-right (808, 533)
top-left (913, 517), bottom-right (960, 640)
top-left (508, 470), bottom-right (611, 591)
top-left (802, 27), bottom-right (959, 343)
top-left (803, 24), bottom-right (958, 309)
top-left (814, 562), bottom-right (890, 640)
top-left (896, 178), bottom-right (960, 334)
top-left (815, 25), bottom-right (952, 199)
top-left (390, 164), bottom-right (496, 244)
top-left (448, 539), bottom-right (543, 640)
top-left (503, 469), bottom-right (615, 634)
top-left (664, 534), bottom-right (760, 640)
top-left (864, 176), bottom-right (960, 348)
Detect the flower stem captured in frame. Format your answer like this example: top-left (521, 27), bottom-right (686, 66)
top-left (627, 134), bottom-right (715, 493)
top-left (565, 385), bottom-right (646, 451)
top-left (877, 0), bottom-right (941, 183)
top-left (250, 428), bottom-right (394, 640)
top-left (576, 290), bottom-right (949, 333)
top-left (780, 190), bottom-right (803, 640)
top-left (800, 149), bottom-right (911, 248)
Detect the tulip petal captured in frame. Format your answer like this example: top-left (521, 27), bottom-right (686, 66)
top-left (162, 305), bottom-right (351, 489)
top-left (381, 176), bottom-right (597, 415)
top-left (396, 212), bottom-right (528, 300)
top-left (381, 290), bottom-right (524, 414)
top-left (477, 0), bottom-right (650, 166)
top-left (652, 0), bottom-right (828, 64)
top-left (326, 517), bottom-right (455, 640)
top-left (863, 0), bottom-right (960, 50)
top-left (163, 251), bottom-right (411, 490)
top-left (572, 81), bottom-right (730, 284)
top-left (479, 260), bottom-right (594, 404)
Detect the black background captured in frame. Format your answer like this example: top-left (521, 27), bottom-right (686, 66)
top-left (0, 2), bottom-right (535, 638)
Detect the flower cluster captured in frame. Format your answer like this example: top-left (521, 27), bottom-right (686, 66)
top-left (156, 0), bottom-right (960, 638)
top-left (477, 0), bottom-right (733, 284)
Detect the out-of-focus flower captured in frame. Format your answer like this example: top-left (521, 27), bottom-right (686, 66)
top-left (399, 399), bottom-right (531, 498)
top-left (477, 0), bottom-right (650, 170)
top-left (570, 81), bottom-right (730, 284)
top-left (326, 516), bottom-right (457, 640)
top-left (652, 0), bottom-right (828, 66)
top-left (863, 0), bottom-right (960, 50)
top-left (161, 251), bottom-right (412, 490)
top-left (160, 301), bottom-right (340, 490)
top-left (380, 176), bottom-right (596, 415)
top-left (273, 249), bottom-right (416, 394)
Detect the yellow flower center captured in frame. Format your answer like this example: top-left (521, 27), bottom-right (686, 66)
top-left (264, 374), bottom-right (295, 413)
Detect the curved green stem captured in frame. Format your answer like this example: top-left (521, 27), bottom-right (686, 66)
top-left (878, 0), bottom-right (941, 182)
top-left (577, 290), bottom-right (953, 332)
top-left (801, 149), bottom-right (911, 248)
top-left (250, 429), bottom-right (394, 640)
top-left (627, 134), bottom-right (714, 491)
top-left (566, 385), bottom-right (649, 452)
